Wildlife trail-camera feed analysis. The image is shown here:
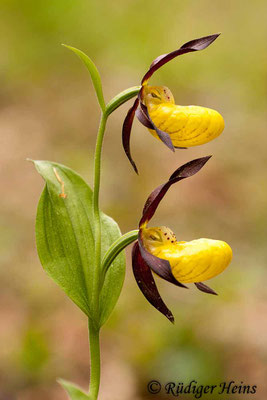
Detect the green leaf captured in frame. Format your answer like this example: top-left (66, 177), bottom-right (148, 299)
top-left (34, 160), bottom-right (125, 325)
top-left (58, 379), bottom-right (90, 400)
top-left (105, 86), bottom-right (141, 116)
top-left (35, 161), bottom-right (94, 316)
top-left (63, 44), bottom-right (105, 112)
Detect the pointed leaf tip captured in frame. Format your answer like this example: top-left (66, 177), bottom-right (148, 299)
top-left (63, 44), bottom-right (105, 112)
top-left (58, 379), bottom-right (90, 400)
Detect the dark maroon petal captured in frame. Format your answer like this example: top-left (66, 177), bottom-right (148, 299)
top-left (138, 93), bottom-right (185, 151)
top-left (138, 85), bottom-right (144, 102)
top-left (122, 98), bottom-right (140, 174)
top-left (195, 282), bottom-right (218, 296)
top-left (180, 33), bottom-right (220, 50)
top-left (140, 103), bottom-right (174, 152)
top-left (140, 156), bottom-right (211, 226)
top-left (142, 33), bottom-right (220, 84)
top-left (135, 106), bottom-right (154, 129)
top-left (132, 242), bottom-right (175, 323)
top-left (140, 182), bottom-right (168, 227)
top-left (169, 155), bottom-right (212, 180)
top-left (138, 232), bottom-right (187, 289)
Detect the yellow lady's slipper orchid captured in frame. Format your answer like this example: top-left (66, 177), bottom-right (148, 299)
top-left (122, 33), bottom-right (224, 173)
top-left (143, 85), bottom-right (225, 148)
top-left (132, 156), bottom-right (232, 323)
top-left (142, 226), bottom-right (232, 284)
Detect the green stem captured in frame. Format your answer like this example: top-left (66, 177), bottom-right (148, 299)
top-left (88, 112), bottom-right (107, 399)
top-left (92, 113), bottom-right (107, 314)
top-left (88, 318), bottom-right (101, 400)
top-left (88, 85), bottom-right (142, 399)
top-left (92, 111), bottom-right (108, 321)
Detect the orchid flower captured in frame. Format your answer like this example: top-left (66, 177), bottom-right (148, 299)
top-left (123, 34), bottom-right (225, 173)
top-left (132, 156), bottom-right (232, 323)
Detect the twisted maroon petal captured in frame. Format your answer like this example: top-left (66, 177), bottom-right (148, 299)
top-left (142, 33), bottom-right (220, 84)
top-left (139, 103), bottom-right (174, 152)
top-left (140, 156), bottom-right (211, 227)
top-left (135, 106), bottom-right (154, 129)
top-left (122, 98), bottom-right (140, 174)
top-left (138, 231), bottom-right (187, 289)
top-left (168, 155), bottom-right (212, 180)
top-left (132, 242), bottom-right (175, 323)
top-left (138, 88), bottom-right (186, 150)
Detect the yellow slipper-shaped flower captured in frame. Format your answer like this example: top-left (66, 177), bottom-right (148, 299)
top-left (142, 226), bottom-right (232, 284)
top-left (143, 85), bottom-right (224, 148)
top-left (122, 33), bottom-right (224, 173)
top-left (132, 156), bottom-right (232, 323)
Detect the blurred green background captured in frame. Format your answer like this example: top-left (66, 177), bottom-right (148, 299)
top-left (1, 0), bottom-right (267, 399)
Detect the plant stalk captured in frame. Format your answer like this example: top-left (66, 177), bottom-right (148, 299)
top-left (88, 111), bottom-right (107, 399)
top-left (92, 111), bottom-right (108, 321)
top-left (88, 318), bottom-right (101, 400)
top-left (89, 85), bottom-right (141, 399)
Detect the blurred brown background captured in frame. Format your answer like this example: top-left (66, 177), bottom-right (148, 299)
top-left (1, 0), bottom-right (267, 399)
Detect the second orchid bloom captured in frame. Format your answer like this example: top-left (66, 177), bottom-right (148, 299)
top-left (123, 34), bottom-right (225, 173)
top-left (132, 156), bottom-right (232, 323)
